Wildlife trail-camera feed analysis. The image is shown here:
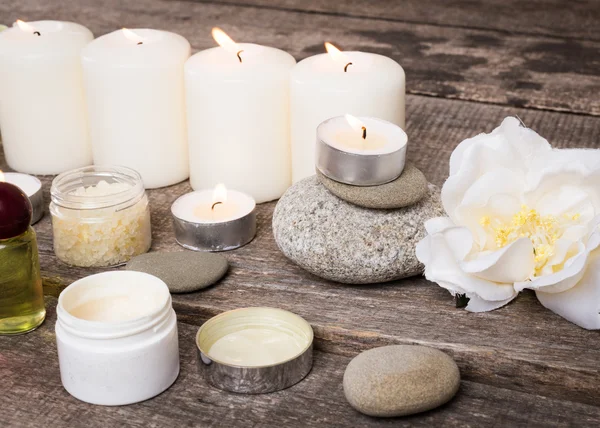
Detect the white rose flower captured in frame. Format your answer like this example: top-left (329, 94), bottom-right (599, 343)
top-left (416, 117), bottom-right (600, 329)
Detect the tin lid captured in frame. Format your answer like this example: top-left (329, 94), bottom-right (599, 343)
top-left (196, 307), bottom-right (314, 393)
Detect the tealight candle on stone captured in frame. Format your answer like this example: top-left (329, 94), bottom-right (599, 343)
top-left (0, 20), bottom-right (93, 174)
top-left (171, 184), bottom-right (256, 252)
top-left (185, 28), bottom-right (296, 203)
top-left (81, 28), bottom-right (190, 189)
top-left (290, 42), bottom-right (405, 183)
top-left (316, 115), bottom-right (407, 186)
top-left (1, 171), bottom-right (43, 224)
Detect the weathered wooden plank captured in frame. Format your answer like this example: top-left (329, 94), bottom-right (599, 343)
top-left (1, 297), bottom-right (599, 428)
top-left (3, 95), bottom-right (599, 407)
top-left (193, 0), bottom-right (600, 41)
top-left (2, 0), bottom-right (600, 115)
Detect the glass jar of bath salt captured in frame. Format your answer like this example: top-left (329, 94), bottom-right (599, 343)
top-left (50, 166), bottom-right (152, 267)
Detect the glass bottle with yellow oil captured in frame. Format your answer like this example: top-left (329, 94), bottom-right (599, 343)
top-left (0, 180), bottom-right (45, 334)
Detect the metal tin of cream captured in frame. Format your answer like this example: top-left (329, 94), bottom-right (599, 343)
top-left (196, 307), bottom-right (314, 394)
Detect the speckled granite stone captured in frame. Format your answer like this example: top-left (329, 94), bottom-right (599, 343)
top-left (272, 176), bottom-right (444, 284)
top-left (343, 345), bottom-right (460, 417)
top-left (317, 163), bottom-right (428, 209)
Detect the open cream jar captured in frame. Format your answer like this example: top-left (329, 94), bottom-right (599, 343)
top-left (197, 307), bottom-right (314, 393)
top-left (55, 271), bottom-right (179, 405)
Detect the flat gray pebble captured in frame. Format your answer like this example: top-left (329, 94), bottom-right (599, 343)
top-left (317, 163), bottom-right (428, 209)
top-left (126, 251), bottom-right (228, 293)
top-left (343, 345), bottom-right (460, 417)
top-left (272, 176), bottom-right (444, 284)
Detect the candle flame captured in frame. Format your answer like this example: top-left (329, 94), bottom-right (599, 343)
top-left (15, 19), bottom-right (36, 33)
top-left (212, 183), bottom-right (228, 205)
top-left (122, 28), bottom-right (145, 44)
top-left (345, 114), bottom-right (367, 139)
top-left (0, 170), bottom-right (4, 182)
top-left (212, 27), bottom-right (240, 54)
top-left (325, 42), bottom-right (351, 64)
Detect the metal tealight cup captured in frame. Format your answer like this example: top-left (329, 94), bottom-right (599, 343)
top-left (316, 116), bottom-right (407, 186)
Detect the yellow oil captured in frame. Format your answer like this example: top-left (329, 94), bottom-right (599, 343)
top-left (0, 227), bottom-right (45, 334)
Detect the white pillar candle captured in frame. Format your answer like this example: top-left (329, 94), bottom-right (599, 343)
top-left (81, 29), bottom-right (190, 189)
top-left (290, 42), bottom-right (405, 183)
top-left (0, 20), bottom-right (93, 174)
top-left (185, 28), bottom-right (296, 203)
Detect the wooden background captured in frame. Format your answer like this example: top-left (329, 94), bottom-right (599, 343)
top-left (0, 1), bottom-right (599, 426)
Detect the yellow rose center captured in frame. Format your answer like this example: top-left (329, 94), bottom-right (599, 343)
top-left (480, 206), bottom-right (581, 276)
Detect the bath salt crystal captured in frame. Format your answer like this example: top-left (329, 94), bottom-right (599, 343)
top-left (70, 180), bottom-right (132, 197)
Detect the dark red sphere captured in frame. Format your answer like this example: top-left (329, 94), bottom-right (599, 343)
top-left (0, 181), bottom-right (32, 240)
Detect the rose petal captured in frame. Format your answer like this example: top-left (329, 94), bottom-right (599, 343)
top-left (465, 293), bottom-right (518, 313)
top-left (424, 217), bottom-right (455, 235)
top-left (421, 233), bottom-right (515, 303)
top-left (536, 250), bottom-right (600, 330)
top-left (461, 237), bottom-right (534, 283)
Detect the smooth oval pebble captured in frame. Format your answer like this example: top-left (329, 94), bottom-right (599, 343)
top-left (343, 345), bottom-right (460, 417)
top-left (317, 163), bottom-right (428, 209)
top-left (126, 251), bottom-right (228, 293)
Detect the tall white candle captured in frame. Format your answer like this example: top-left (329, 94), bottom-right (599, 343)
top-left (290, 43), bottom-right (405, 183)
top-left (81, 29), bottom-right (190, 189)
top-left (0, 20), bottom-right (93, 174)
top-left (185, 28), bottom-right (296, 203)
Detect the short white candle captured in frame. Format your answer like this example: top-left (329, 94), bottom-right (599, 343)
top-left (2, 172), bottom-right (42, 197)
top-left (321, 114), bottom-right (406, 154)
top-left (81, 29), bottom-right (190, 189)
top-left (0, 20), bottom-right (93, 174)
top-left (290, 42), bottom-right (405, 182)
top-left (171, 184), bottom-right (255, 224)
top-left (185, 28), bottom-right (296, 203)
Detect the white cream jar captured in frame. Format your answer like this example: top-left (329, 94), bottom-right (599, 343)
top-left (55, 271), bottom-right (179, 405)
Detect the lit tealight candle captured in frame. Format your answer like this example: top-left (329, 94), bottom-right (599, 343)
top-left (316, 115), bottom-right (407, 186)
top-left (290, 42), bottom-right (405, 183)
top-left (0, 170), bottom-right (43, 224)
top-left (171, 184), bottom-right (256, 251)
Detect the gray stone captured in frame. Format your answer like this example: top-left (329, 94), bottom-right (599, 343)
top-left (126, 251), bottom-right (228, 293)
top-left (317, 163), bottom-right (428, 209)
top-left (343, 345), bottom-right (460, 417)
top-left (272, 176), bottom-right (444, 284)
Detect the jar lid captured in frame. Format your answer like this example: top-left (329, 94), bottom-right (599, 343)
top-left (196, 307), bottom-right (314, 393)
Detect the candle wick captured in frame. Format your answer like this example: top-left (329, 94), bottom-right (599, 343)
top-left (137, 41), bottom-right (143, 45)
top-left (33, 31), bottom-right (41, 36)
top-left (236, 50), bottom-right (244, 63)
top-left (344, 62), bottom-right (353, 72)
top-left (361, 126), bottom-right (367, 140)
top-left (211, 201), bottom-right (223, 210)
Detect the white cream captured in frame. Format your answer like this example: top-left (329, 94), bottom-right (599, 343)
top-left (208, 327), bottom-right (307, 367)
top-left (69, 294), bottom-right (159, 323)
top-left (61, 271), bottom-right (168, 323)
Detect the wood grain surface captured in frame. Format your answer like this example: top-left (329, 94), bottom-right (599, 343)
top-left (2, 0), bottom-right (600, 115)
top-left (1, 0), bottom-right (599, 426)
top-left (1, 298), bottom-right (599, 428)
